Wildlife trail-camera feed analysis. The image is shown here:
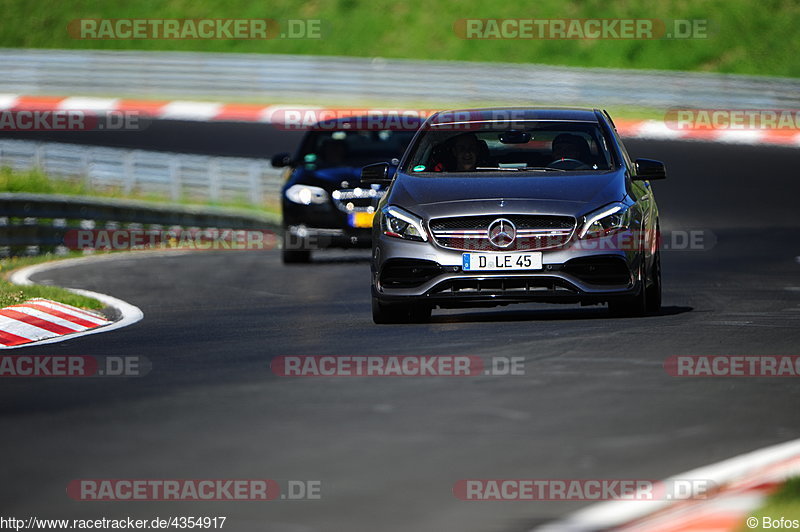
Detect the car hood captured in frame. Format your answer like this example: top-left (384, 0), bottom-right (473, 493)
top-left (387, 170), bottom-right (627, 219)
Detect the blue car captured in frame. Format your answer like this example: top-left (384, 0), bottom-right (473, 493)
top-left (272, 115), bottom-right (422, 263)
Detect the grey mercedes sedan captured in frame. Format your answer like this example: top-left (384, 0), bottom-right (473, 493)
top-left (361, 108), bottom-right (666, 323)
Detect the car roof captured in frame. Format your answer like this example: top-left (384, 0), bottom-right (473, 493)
top-left (313, 114), bottom-right (425, 130)
top-left (428, 107), bottom-right (601, 124)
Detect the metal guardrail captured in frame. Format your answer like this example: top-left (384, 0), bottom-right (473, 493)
top-left (0, 192), bottom-right (280, 256)
top-left (0, 138), bottom-right (285, 256)
top-left (2, 49), bottom-right (800, 109)
top-left (0, 139), bottom-right (284, 206)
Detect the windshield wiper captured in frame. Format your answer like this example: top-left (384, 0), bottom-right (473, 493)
top-left (467, 166), bottom-right (569, 172)
top-left (522, 166), bottom-right (568, 172)
top-left (474, 166), bottom-right (524, 171)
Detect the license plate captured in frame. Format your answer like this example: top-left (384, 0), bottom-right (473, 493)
top-left (348, 212), bottom-right (374, 228)
top-left (462, 252), bottom-right (543, 271)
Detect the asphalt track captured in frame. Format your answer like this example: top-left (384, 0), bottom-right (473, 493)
top-left (0, 119), bottom-right (305, 158)
top-left (1, 132), bottom-right (799, 532)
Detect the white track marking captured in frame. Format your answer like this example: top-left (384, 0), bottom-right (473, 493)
top-left (0, 93), bottom-right (19, 109)
top-left (3, 253), bottom-right (150, 349)
top-left (58, 97), bottom-right (119, 112)
top-left (159, 101), bottom-right (223, 120)
top-left (22, 298), bottom-right (109, 324)
top-left (534, 437), bottom-right (800, 531)
top-left (0, 314), bottom-right (58, 342)
top-left (3, 306), bottom-right (88, 331)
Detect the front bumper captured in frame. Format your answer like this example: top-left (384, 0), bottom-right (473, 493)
top-left (372, 232), bottom-right (643, 307)
top-left (283, 200), bottom-right (374, 249)
top-left (285, 224), bottom-right (372, 249)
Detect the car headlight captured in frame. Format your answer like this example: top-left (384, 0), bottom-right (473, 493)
top-left (285, 184), bottom-right (328, 205)
top-left (579, 203), bottom-right (631, 239)
top-left (380, 206), bottom-right (428, 242)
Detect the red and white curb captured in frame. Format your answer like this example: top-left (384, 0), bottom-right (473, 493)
top-left (2, 94), bottom-right (800, 148)
top-left (0, 298), bottom-right (111, 347)
top-left (615, 118), bottom-right (800, 148)
top-left (4, 255), bottom-right (144, 349)
top-left (535, 437), bottom-right (800, 531)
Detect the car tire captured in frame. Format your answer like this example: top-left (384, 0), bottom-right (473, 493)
top-left (372, 297), bottom-right (431, 324)
top-left (372, 297), bottom-right (407, 324)
top-left (409, 304), bottom-right (432, 324)
top-left (282, 248), bottom-right (311, 264)
top-left (608, 260), bottom-right (647, 317)
top-left (282, 230), bottom-right (311, 264)
top-left (645, 249), bottom-right (662, 314)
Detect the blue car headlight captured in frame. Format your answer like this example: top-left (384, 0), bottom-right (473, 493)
top-left (285, 184), bottom-right (328, 205)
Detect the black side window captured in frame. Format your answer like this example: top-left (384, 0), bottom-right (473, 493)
top-left (607, 121), bottom-right (634, 172)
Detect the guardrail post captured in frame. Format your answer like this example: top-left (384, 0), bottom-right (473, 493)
top-left (209, 158), bottom-right (220, 203)
top-left (33, 143), bottom-right (44, 171)
top-left (248, 162), bottom-right (261, 205)
top-left (169, 157), bottom-right (181, 202)
top-left (81, 149), bottom-right (91, 188)
top-left (122, 152), bottom-right (134, 195)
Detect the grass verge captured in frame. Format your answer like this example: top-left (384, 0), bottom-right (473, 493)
top-left (0, 252), bottom-right (106, 310)
top-left (1, 0), bottom-right (798, 78)
top-left (739, 477), bottom-right (800, 530)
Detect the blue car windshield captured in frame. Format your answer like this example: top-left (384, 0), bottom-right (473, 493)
top-left (402, 121), bottom-right (615, 174)
top-left (298, 129), bottom-right (416, 169)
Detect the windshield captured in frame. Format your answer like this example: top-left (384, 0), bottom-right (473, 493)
top-left (298, 129), bottom-right (416, 169)
top-left (402, 121), bottom-right (615, 174)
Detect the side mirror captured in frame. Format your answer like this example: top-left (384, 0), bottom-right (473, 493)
top-left (633, 158), bottom-right (666, 180)
top-left (271, 152), bottom-right (292, 168)
top-left (361, 162), bottom-right (393, 186)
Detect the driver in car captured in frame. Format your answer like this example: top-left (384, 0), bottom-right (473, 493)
top-left (551, 133), bottom-right (592, 166)
top-left (320, 138), bottom-right (349, 166)
top-left (433, 133), bottom-right (483, 171)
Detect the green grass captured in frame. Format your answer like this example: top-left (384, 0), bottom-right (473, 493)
top-left (0, 253), bottom-right (105, 309)
top-left (1, 0), bottom-right (798, 78)
top-left (0, 167), bottom-right (94, 195)
top-left (0, 170), bottom-right (108, 309)
top-left (739, 477), bottom-right (800, 531)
